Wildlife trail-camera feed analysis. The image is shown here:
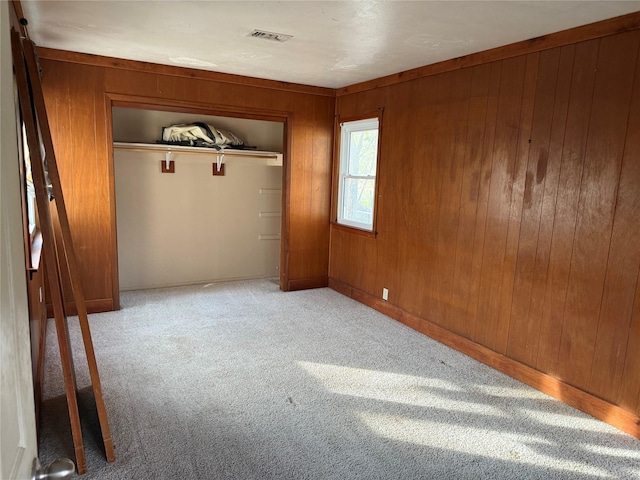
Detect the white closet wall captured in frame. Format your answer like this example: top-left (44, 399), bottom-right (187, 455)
top-left (113, 108), bottom-right (283, 291)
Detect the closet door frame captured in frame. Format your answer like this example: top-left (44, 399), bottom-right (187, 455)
top-left (105, 93), bottom-right (291, 307)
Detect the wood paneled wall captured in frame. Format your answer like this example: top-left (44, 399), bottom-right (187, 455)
top-left (36, 12), bottom-right (640, 436)
top-left (37, 51), bottom-right (334, 312)
top-left (331, 26), bottom-right (640, 423)
top-left (27, 266), bottom-right (46, 428)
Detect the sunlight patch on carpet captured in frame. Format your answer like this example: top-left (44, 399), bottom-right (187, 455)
top-left (358, 412), bottom-right (616, 478)
top-left (297, 361), bottom-right (508, 416)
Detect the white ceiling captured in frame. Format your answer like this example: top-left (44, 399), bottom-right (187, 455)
top-left (20, 1), bottom-right (640, 89)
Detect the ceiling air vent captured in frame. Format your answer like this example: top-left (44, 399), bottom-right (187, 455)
top-left (248, 29), bottom-right (293, 43)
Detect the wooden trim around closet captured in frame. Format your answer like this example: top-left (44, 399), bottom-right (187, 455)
top-left (103, 98), bottom-right (119, 311)
top-left (106, 94), bottom-right (294, 295)
top-left (337, 11), bottom-right (640, 96)
top-left (46, 298), bottom-right (114, 318)
top-left (287, 276), bottom-right (328, 291)
top-left (329, 277), bottom-right (640, 440)
top-left (36, 47), bottom-right (336, 98)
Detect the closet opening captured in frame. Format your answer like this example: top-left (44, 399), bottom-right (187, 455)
top-left (110, 103), bottom-right (287, 296)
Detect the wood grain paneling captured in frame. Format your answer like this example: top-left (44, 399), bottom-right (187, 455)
top-left (619, 271), bottom-right (640, 412)
top-left (385, 80), bottom-right (419, 312)
top-left (521, 46), bottom-right (573, 371)
top-left (464, 62), bottom-right (502, 340)
top-left (556, 32), bottom-right (639, 390)
top-left (450, 63), bottom-right (492, 337)
top-left (331, 25), bottom-right (640, 427)
top-left (27, 268), bottom-right (46, 429)
top-left (590, 42), bottom-right (640, 403)
top-left (411, 75), bottom-right (439, 321)
top-left (506, 49), bottom-right (557, 364)
top-left (434, 70), bottom-right (471, 330)
top-left (38, 51), bottom-right (334, 311)
top-left (535, 41), bottom-right (596, 377)
top-left (474, 56), bottom-right (527, 351)
top-left (496, 52), bottom-right (539, 357)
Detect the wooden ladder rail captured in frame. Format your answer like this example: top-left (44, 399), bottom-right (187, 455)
top-left (10, 28), bottom-right (87, 474)
top-left (21, 37), bottom-right (115, 466)
top-left (11, 30), bottom-right (116, 474)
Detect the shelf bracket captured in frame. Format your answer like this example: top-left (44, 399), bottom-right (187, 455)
top-left (212, 155), bottom-right (226, 176)
top-left (161, 150), bottom-right (175, 173)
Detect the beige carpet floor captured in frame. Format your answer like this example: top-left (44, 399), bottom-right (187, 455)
top-left (38, 279), bottom-right (640, 479)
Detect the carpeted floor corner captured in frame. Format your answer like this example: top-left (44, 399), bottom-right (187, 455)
top-left (38, 279), bottom-right (640, 479)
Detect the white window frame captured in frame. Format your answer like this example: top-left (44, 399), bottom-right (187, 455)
top-left (336, 117), bottom-right (380, 231)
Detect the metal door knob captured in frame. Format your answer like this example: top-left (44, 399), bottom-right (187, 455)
top-left (32, 458), bottom-right (75, 480)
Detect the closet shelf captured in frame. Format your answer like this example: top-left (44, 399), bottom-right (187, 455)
top-left (113, 142), bottom-right (283, 166)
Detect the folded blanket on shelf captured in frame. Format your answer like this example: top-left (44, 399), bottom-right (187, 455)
top-left (160, 122), bottom-right (245, 149)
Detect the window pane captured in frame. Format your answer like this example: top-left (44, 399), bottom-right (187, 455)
top-left (342, 177), bottom-right (375, 227)
top-left (348, 129), bottom-right (378, 176)
top-left (337, 117), bottom-right (379, 231)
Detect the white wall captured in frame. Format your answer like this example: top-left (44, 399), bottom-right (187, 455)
top-left (114, 109), bottom-right (283, 291)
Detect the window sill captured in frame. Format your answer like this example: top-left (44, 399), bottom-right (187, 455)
top-left (331, 222), bottom-right (377, 238)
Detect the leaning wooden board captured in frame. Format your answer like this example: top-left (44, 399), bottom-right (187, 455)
top-left (11, 28), bottom-right (115, 474)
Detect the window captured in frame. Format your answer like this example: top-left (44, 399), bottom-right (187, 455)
top-left (21, 123), bottom-right (36, 235)
top-left (336, 117), bottom-right (380, 231)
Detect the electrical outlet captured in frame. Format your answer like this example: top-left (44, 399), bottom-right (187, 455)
top-left (382, 288), bottom-right (389, 301)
